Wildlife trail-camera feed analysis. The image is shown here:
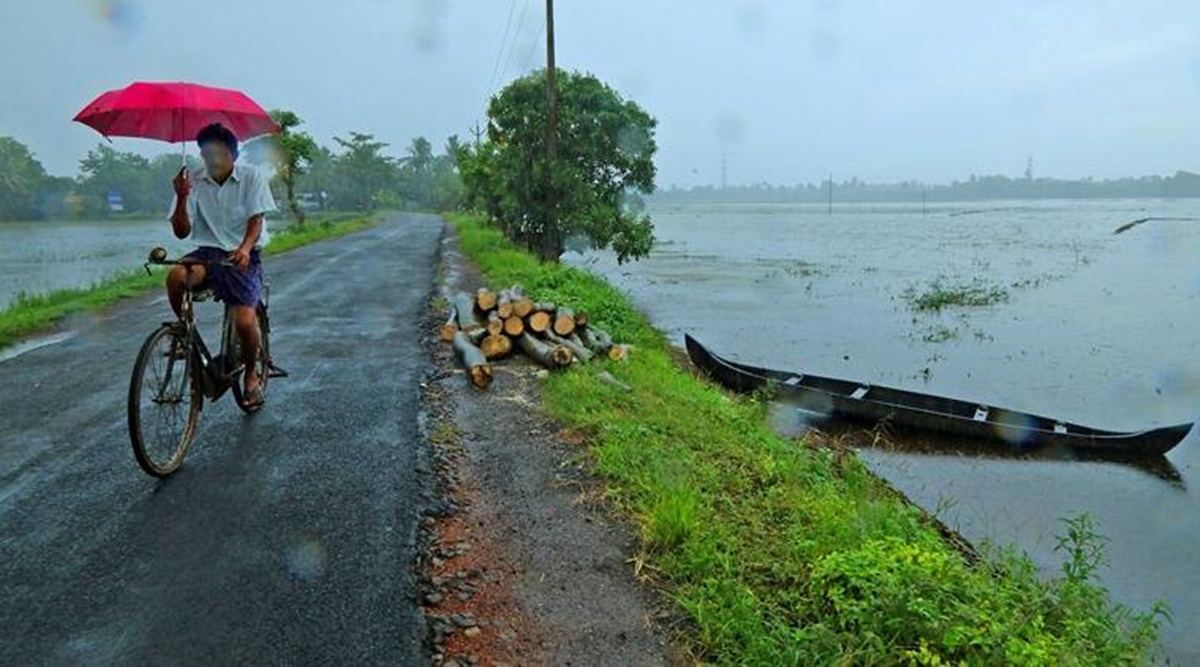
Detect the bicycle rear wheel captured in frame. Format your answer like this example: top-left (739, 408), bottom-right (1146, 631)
top-left (128, 324), bottom-right (201, 477)
top-left (231, 303), bottom-right (270, 414)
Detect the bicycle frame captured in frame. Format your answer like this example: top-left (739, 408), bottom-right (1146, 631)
top-left (150, 257), bottom-right (270, 404)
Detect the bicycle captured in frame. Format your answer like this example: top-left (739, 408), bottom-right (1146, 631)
top-left (127, 246), bottom-right (287, 478)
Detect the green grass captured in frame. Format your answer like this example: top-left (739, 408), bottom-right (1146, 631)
top-left (450, 211), bottom-right (1166, 665)
top-left (903, 276), bottom-right (1010, 312)
top-left (0, 216), bottom-right (376, 350)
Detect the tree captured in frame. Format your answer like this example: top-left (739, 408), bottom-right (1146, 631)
top-left (0, 137), bottom-right (50, 220)
top-left (397, 136), bottom-right (435, 207)
top-left (464, 69), bottom-right (658, 263)
top-left (296, 144), bottom-right (335, 210)
top-left (268, 109), bottom-right (318, 225)
top-left (404, 136), bottom-right (434, 176)
top-left (332, 132), bottom-right (396, 211)
top-left (77, 144), bottom-right (153, 215)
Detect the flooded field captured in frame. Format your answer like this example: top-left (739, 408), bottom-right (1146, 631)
top-left (0, 218), bottom-right (191, 310)
top-left (576, 198), bottom-right (1200, 662)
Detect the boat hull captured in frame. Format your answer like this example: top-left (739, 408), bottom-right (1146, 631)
top-left (685, 335), bottom-right (1191, 457)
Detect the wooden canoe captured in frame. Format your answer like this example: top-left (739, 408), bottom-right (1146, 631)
top-left (685, 334), bottom-right (1192, 457)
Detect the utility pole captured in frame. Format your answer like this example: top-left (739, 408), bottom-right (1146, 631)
top-left (827, 173), bottom-right (833, 215)
top-left (470, 122), bottom-right (484, 149)
top-left (720, 152), bottom-right (728, 190)
top-left (544, 0), bottom-right (559, 260)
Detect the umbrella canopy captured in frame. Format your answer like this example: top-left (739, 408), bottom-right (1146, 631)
top-left (73, 81), bottom-right (279, 144)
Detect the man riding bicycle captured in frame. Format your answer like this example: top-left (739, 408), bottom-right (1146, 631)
top-left (167, 123), bottom-right (277, 408)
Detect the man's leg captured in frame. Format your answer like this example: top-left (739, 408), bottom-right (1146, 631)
top-left (231, 304), bottom-right (262, 397)
top-left (166, 264), bottom-right (207, 318)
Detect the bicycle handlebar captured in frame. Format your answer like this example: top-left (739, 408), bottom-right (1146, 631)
top-left (143, 246), bottom-right (234, 275)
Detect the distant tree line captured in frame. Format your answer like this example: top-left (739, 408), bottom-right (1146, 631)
top-left (653, 171), bottom-right (1200, 205)
top-left (0, 116), bottom-right (463, 222)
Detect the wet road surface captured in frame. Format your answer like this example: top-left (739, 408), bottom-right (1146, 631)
top-left (0, 214), bottom-right (442, 664)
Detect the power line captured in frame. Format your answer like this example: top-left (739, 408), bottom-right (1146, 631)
top-left (485, 0), bottom-right (519, 95)
top-left (478, 0), bottom-right (533, 127)
top-left (520, 17), bottom-right (547, 73)
top-left (503, 0), bottom-right (533, 82)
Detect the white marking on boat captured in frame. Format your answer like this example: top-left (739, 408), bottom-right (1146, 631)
top-left (974, 406), bottom-right (990, 421)
top-left (850, 386), bottom-right (870, 400)
top-left (784, 375), bottom-right (803, 386)
top-left (1054, 423), bottom-right (1068, 434)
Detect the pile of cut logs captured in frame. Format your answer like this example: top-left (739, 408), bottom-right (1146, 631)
top-left (441, 286), bottom-right (630, 389)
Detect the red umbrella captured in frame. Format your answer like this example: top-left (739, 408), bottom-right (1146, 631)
top-left (73, 81), bottom-right (279, 146)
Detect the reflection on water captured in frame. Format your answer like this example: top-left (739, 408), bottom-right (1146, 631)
top-left (764, 400), bottom-right (1187, 490)
top-left (576, 199), bottom-right (1200, 662)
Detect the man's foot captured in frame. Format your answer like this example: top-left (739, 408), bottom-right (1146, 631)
top-left (243, 371), bottom-right (265, 407)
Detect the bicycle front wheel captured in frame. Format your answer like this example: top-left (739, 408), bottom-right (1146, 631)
top-left (128, 324), bottom-right (201, 477)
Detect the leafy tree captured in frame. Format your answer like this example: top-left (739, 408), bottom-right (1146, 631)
top-left (296, 144), bottom-right (335, 210)
top-left (77, 144), bottom-right (153, 214)
top-left (268, 109), bottom-right (318, 224)
top-left (331, 132), bottom-right (396, 211)
top-left (0, 137), bottom-right (50, 220)
top-left (464, 69), bottom-right (658, 262)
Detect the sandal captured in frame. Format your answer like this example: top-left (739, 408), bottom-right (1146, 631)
top-left (242, 385), bottom-right (265, 408)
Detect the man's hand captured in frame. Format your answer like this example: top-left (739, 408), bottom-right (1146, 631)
top-left (172, 166), bottom-right (191, 199)
top-left (228, 246), bottom-right (251, 272)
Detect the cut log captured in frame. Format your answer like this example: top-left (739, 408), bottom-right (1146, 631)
top-left (453, 331), bottom-right (493, 389)
top-left (578, 327), bottom-right (614, 355)
top-left (480, 334), bottom-right (513, 360)
top-left (527, 310), bottom-right (552, 334)
top-left (512, 295), bottom-right (534, 319)
top-left (608, 344), bottom-right (633, 362)
top-left (517, 333), bottom-right (574, 369)
top-left (530, 302), bottom-right (557, 313)
top-left (452, 292), bottom-right (483, 332)
top-left (595, 371), bottom-right (632, 392)
top-left (567, 333), bottom-right (592, 356)
top-left (467, 328), bottom-right (488, 346)
top-left (574, 310), bottom-right (589, 329)
top-left (545, 330), bottom-right (593, 363)
top-left (503, 315), bottom-right (525, 337)
top-left (553, 306), bottom-right (576, 336)
top-left (496, 291), bottom-right (514, 319)
top-left (476, 287), bottom-right (497, 312)
top-left (486, 311), bottom-right (504, 336)
top-left (440, 305), bottom-right (458, 343)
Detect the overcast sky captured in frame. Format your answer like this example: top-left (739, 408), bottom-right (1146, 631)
top-left (2, 0), bottom-right (1198, 187)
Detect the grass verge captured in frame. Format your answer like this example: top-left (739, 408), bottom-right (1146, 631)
top-left (0, 215), bottom-right (376, 350)
top-left (449, 211), bottom-right (1166, 665)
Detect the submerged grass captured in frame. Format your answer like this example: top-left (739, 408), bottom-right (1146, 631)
top-left (450, 211), bottom-right (1166, 665)
top-left (903, 276), bottom-right (1010, 312)
top-left (0, 216), bottom-right (376, 349)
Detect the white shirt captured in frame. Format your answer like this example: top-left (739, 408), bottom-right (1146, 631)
top-left (167, 163), bottom-right (277, 251)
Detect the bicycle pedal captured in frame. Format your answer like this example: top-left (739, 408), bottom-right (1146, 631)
top-left (268, 364), bottom-right (290, 378)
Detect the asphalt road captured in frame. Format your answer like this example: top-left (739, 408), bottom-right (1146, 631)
top-left (0, 213), bottom-right (442, 665)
